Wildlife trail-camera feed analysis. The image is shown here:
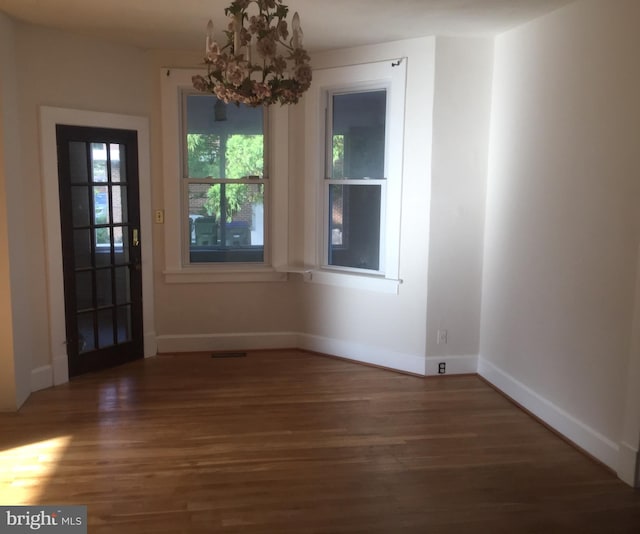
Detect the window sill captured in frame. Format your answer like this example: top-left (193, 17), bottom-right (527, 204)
top-left (163, 267), bottom-right (287, 284)
top-left (278, 265), bottom-right (401, 294)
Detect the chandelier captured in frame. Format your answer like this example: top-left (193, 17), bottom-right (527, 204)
top-left (192, 0), bottom-right (312, 107)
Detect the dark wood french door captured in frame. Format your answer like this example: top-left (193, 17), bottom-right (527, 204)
top-left (56, 125), bottom-right (143, 377)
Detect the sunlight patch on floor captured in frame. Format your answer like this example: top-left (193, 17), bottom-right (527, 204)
top-left (0, 436), bottom-right (72, 504)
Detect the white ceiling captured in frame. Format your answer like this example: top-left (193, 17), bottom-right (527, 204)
top-left (0, 0), bottom-right (576, 52)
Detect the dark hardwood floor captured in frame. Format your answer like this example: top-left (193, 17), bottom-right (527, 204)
top-left (1, 349), bottom-right (639, 533)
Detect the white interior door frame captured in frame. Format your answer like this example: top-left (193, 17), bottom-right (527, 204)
top-left (39, 106), bottom-right (156, 386)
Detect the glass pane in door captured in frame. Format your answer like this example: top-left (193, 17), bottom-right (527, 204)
top-left (69, 142), bottom-right (89, 182)
top-left (116, 306), bottom-right (132, 343)
top-left (111, 144), bottom-right (126, 183)
top-left (77, 312), bottom-right (96, 353)
top-left (94, 186), bottom-right (109, 225)
top-left (115, 266), bottom-right (130, 305)
top-left (75, 271), bottom-right (93, 311)
top-left (112, 186), bottom-right (128, 224)
top-left (71, 186), bottom-right (90, 227)
top-left (73, 229), bottom-right (92, 269)
top-left (91, 143), bottom-right (108, 182)
top-left (66, 137), bottom-right (136, 359)
top-left (96, 268), bottom-right (113, 307)
top-left (97, 309), bottom-right (115, 348)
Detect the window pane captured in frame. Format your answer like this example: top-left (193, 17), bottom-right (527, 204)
top-left (91, 143), bottom-right (108, 182)
top-left (77, 312), bottom-right (95, 353)
top-left (112, 185), bottom-right (127, 224)
top-left (97, 309), bottom-right (115, 348)
top-left (73, 229), bottom-right (92, 269)
top-left (113, 227), bottom-right (129, 265)
top-left (95, 226), bottom-right (110, 248)
top-left (69, 142), bottom-right (89, 183)
top-left (75, 271), bottom-right (93, 311)
top-left (331, 90), bottom-right (386, 179)
top-left (71, 186), bottom-right (90, 227)
top-left (328, 184), bottom-right (381, 271)
top-left (115, 266), bottom-right (130, 305)
top-left (96, 268), bottom-right (113, 307)
top-left (188, 183), bottom-right (264, 263)
top-left (116, 305), bottom-right (132, 343)
top-left (110, 144), bottom-right (126, 183)
top-left (94, 186), bottom-right (109, 225)
top-left (185, 94), bottom-right (264, 179)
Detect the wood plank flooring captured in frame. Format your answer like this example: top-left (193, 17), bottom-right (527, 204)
top-left (1, 349), bottom-right (639, 533)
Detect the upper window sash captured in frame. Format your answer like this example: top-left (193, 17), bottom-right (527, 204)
top-left (180, 90), bottom-right (269, 181)
top-left (325, 86), bottom-right (389, 181)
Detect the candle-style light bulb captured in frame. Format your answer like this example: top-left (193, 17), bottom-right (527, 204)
top-left (206, 19), bottom-right (214, 54)
top-left (291, 12), bottom-right (303, 49)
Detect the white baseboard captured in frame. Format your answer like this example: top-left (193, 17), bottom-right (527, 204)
top-left (53, 354), bottom-right (68, 386)
top-left (157, 331), bottom-right (429, 376)
top-left (32, 354), bottom-right (69, 391)
top-left (144, 331), bottom-right (158, 358)
top-left (618, 441), bottom-right (640, 487)
top-left (31, 365), bottom-right (53, 392)
top-left (425, 355), bottom-right (478, 376)
top-left (478, 357), bottom-right (620, 472)
top-left (298, 333), bottom-right (426, 376)
top-left (34, 337), bottom-right (154, 391)
top-left (156, 331), bottom-right (299, 353)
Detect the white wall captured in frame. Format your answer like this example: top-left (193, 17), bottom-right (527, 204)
top-left (292, 36), bottom-right (493, 376)
top-left (0, 19), bottom-right (153, 401)
top-left (427, 37), bottom-right (493, 368)
top-left (11, 23), bottom-right (152, 377)
top-left (293, 38), bottom-right (436, 374)
top-left (149, 35), bottom-right (494, 374)
top-left (480, 0), bottom-right (640, 482)
top-left (0, 12), bottom-right (30, 410)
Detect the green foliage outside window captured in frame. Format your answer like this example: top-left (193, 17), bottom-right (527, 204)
top-left (187, 133), bottom-right (264, 222)
top-left (332, 134), bottom-right (344, 179)
top-left (186, 134), bottom-right (221, 178)
top-left (225, 135), bottom-right (263, 179)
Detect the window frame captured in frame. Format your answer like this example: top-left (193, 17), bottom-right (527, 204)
top-left (303, 59), bottom-right (407, 293)
top-left (323, 84), bottom-right (391, 275)
top-left (180, 89), bottom-right (270, 267)
top-left (160, 68), bottom-right (289, 284)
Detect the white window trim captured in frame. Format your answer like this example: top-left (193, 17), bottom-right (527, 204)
top-left (160, 68), bottom-right (289, 283)
top-left (303, 59), bottom-right (407, 293)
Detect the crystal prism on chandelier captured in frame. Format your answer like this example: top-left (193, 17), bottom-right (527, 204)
top-left (192, 0), bottom-right (312, 107)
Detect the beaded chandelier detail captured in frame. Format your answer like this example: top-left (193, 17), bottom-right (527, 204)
top-left (192, 0), bottom-right (312, 107)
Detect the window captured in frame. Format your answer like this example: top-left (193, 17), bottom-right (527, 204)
top-left (161, 69), bottom-right (288, 283)
top-left (303, 59), bottom-right (406, 292)
top-left (325, 89), bottom-right (387, 272)
top-left (182, 92), bottom-right (267, 264)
